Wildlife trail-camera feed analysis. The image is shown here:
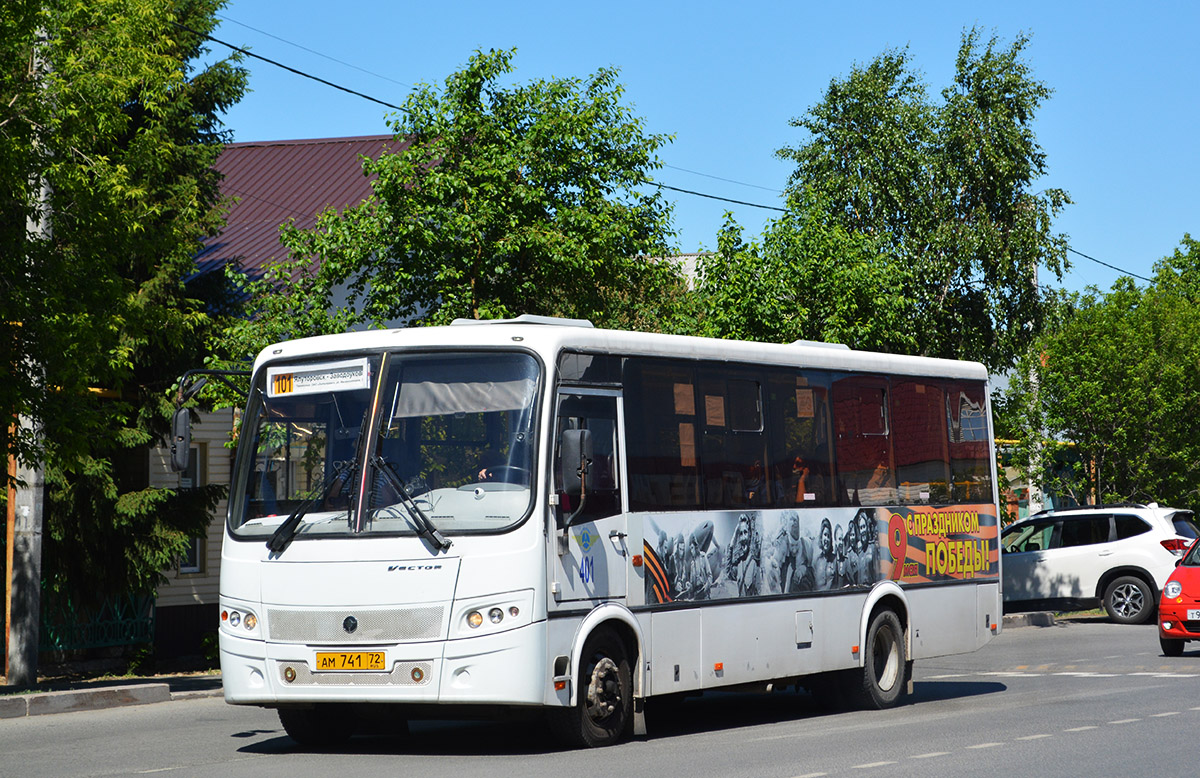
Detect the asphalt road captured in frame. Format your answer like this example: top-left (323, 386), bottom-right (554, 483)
top-left (2, 617), bottom-right (1196, 778)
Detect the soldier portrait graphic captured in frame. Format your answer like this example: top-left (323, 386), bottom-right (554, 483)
top-left (644, 507), bottom-right (892, 604)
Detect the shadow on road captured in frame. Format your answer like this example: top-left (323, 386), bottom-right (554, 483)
top-left (235, 679), bottom-right (1008, 755)
top-left (909, 679), bottom-right (1007, 704)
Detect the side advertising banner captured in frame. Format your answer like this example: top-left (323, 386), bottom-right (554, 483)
top-left (643, 504), bottom-right (998, 604)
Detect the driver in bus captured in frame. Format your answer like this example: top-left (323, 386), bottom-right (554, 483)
top-left (476, 448), bottom-right (505, 481)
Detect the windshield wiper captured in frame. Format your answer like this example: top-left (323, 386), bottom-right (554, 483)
top-left (266, 459), bottom-right (357, 554)
top-left (371, 454), bottom-right (452, 552)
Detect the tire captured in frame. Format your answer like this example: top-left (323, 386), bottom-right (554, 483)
top-left (1103, 575), bottom-right (1154, 625)
top-left (1161, 636), bottom-right (1185, 657)
top-left (548, 627), bottom-right (633, 748)
top-left (848, 609), bottom-right (907, 710)
top-left (278, 705), bottom-right (354, 748)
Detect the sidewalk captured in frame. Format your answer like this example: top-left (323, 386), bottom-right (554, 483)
top-left (0, 671), bottom-right (223, 719)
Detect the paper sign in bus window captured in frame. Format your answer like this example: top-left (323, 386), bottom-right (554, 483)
top-left (679, 423), bottom-right (696, 468)
top-left (705, 395), bottom-right (726, 428)
top-left (796, 388), bottom-right (814, 418)
top-left (674, 383), bottom-right (694, 416)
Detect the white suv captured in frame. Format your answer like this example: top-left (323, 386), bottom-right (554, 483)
top-left (1001, 503), bottom-right (1199, 624)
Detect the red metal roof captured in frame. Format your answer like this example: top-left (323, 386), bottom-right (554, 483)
top-left (196, 135), bottom-right (401, 279)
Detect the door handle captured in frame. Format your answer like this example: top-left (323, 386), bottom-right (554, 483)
top-left (608, 530), bottom-right (628, 554)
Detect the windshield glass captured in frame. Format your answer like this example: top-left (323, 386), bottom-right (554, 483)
top-left (231, 351), bottom-right (541, 541)
top-left (1183, 538), bottom-right (1200, 566)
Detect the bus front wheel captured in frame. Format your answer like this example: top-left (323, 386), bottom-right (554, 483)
top-left (851, 609), bottom-right (907, 710)
top-left (549, 627), bottom-right (633, 748)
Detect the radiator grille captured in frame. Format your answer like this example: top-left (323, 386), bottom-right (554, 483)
top-left (276, 660), bottom-right (433, 687)
top-left (266, 606), bottom-right (444, 643)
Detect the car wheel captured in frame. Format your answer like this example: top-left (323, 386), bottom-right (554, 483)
top-left (1160, 636), bottom-right (1185, 657)
top-left (1103, 575), bottom-right (1154, 624)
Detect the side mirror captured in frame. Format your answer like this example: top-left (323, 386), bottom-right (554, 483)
top-left (560, 428), bottom-right (593, 498)
top-left (170, 406), bottom-right (192, 472)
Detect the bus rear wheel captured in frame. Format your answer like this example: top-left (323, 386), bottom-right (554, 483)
top-left (548, 627), bottom-right (632, 748)
top-left (850, 609), bottom-right (907, 710)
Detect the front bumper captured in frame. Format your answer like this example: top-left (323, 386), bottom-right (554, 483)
top-left (1158, 597), bottom-right (1200, 640)
top-left (220, 619), bottom-right (548, 706)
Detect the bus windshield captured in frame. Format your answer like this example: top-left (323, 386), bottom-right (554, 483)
top-left (230, 351), bottom-right (540, 542)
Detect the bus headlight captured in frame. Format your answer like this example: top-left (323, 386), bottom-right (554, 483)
top-left (221, 606), bottom-right (261, 636)
top-left (454, 591), bottom-right (533, 638)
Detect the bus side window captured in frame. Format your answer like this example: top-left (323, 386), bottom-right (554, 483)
top-left (892, 380), bottom-right (950, 505)
top-left (946, 382), bottom-right (993, 502)
top-left (832, 376), bottom-right (897, 506)
top-left (700, 373), bottom-right (768, 509)
top-left (554, 394), bottom-right (621, 523)
top-left (624, 361), bottom-right (701, 510)
top-left (768, 370), bottom-right (834, 508)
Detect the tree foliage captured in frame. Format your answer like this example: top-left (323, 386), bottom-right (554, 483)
top-left (1, 0), bottom-right (246, 601)
top-left (225, 47), bottom-right (683, 358)
top-left (695, 188), bottom-right (917, 351)
top-left (1004, 236), bottom-right (1200, 507)
top-left (764, 28), bottom-right (1069, 370)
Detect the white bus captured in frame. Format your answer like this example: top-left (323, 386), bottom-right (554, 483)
top-left (207, 315), bottom-right (1001, 747)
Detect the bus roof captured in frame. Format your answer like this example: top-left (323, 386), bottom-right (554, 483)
top-left (254, 316), bottom-right (988, 382)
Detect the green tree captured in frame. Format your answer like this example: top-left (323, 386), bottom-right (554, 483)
top-left (772, 29), bottom-right (1069, 371)
top-left (1005, 236), bottom-right (1200, 507)
top-left (695, 187), bottom-right (918, 351)
top-left (224, 47), bottom-right (683, 361)
top-left (1, 0), bottom-right (247, 602)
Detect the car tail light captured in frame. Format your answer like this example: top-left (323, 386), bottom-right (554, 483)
top-left (1160, 538), bottom-right (1190, 555)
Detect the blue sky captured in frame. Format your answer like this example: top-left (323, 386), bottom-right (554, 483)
top-left (208, 1), bottom-right (1199, 294)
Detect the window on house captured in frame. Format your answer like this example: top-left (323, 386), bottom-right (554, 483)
top-left (179, 444), bottom-right (205, 574)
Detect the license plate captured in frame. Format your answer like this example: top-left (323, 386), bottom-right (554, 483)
top-left (315, 651), bottom-right (386, 671)
top-left (1187, 610), bottom-right (1200, 621)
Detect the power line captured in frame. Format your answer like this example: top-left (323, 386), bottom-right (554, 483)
top-left (189, 19), bottom-right (1159, 287)
top-left (1070, 246), bottom-right (1152, 282)
top-left (215, 14), bottom-right (413, 91)
top-left (652, 182), bottom-right (786, 212)
top-left (175, 21), bottom-right (405, 113)
top-left (663, 164), bottom-right (783, 194)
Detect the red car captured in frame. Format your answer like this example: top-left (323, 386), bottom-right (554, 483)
top-left (1159, 538), bottom-right (1200, 656)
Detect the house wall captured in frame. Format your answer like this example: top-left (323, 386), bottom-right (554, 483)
top-left (151, 408), bottom-right (234, 655)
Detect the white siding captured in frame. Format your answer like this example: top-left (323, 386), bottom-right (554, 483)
top-left (152, 408), bottom-right (234, 608)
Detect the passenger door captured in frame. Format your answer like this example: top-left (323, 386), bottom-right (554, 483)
top-left (1044, 515), bottom-right (1113, 600)
top-left (1001, 518), bottom-right (1057, 601)
top-left (551, 390), bottom-right (627, 603)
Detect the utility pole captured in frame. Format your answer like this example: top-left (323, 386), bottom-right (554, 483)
top-left (1026, 259), bottom-right (1045, 515)
top-left (6, 417), bottom-right (44, 687)
top-left (6, 26), bottom-right (50, 688)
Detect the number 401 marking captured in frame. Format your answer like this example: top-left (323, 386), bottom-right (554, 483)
top-left (580, 555), bottom-right (594, 584)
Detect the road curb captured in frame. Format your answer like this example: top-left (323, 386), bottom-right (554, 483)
top-left (1003, 612), bottom-right (1057, 628)
top-left (0, 682), bottom-right (225, 719)
top-left (29, 683), bottom-right (171, 716)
